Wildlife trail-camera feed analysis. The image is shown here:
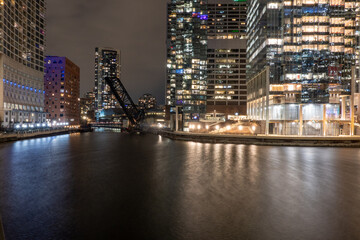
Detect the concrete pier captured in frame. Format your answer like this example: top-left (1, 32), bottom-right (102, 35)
top-left (160, 131), bottom-right (360, 147)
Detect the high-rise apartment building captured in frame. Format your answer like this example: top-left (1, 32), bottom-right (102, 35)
top-left (166, 0), bottom-right (208, 125)
top-left (94, 47), bottom-right (121, 121)
top-left (138, 93), bottom-right (157, 110)
top-left (44, 56), bottom-right (80, 125)
top-left (0, 0), bottom-right (47, 128)
top-left (206, 0), bottom-right (247, 118)
top-left (80, 91), bottom-right (95, 123)
top-left (247, 0), bottom-right (360, 136)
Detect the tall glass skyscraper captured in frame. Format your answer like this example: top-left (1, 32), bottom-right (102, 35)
top-left (0, 0), bottom-right (47, 128)
top-left (247, 0), bottom-right (360, 136)
top-left (94, 47), bottom-right (121, 121)
top-left (166, 0), bottom-right (208, 125)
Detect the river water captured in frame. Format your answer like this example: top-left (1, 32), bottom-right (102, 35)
top-left (0, 132), bottom-right (360, 240)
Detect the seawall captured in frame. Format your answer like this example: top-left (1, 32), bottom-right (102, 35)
top-left (160, 131), bottom-right (360, 147)
top-left (0, 129), bottom-right (87, 144)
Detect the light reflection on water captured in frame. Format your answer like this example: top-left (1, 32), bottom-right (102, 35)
top-left (0, 133), bottom-right (360, 240)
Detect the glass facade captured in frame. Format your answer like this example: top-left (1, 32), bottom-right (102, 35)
top-left (247, 0), bottom-right (360, 136)
top-left (0, 0), bottom-right (47, 128)
top-left (166, 0), bottom-right (208, 121)
top-left (94, 47), bottom-right (121, 121)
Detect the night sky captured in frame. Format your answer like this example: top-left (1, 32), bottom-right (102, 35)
top-left (46, 0), bottom-right (168, 104)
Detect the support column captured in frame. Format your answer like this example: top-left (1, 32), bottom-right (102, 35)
top-left (175, 106), bottom-right (179, 132)
top-left (351, 66), bottom-right (356, 136)
top-left (299, 104), bottom-right (303, 136)
top-left (265, 66), bottom-right (270, 135)
top-left (323, 104), bottom-right (327, 136)
top-left (262, 96), bottom-right (265, 120)
top-left (341, 96), bottom-right (346, 120)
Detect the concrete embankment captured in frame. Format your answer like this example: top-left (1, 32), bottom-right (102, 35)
top-left (0, 215), bottom-right (5, 240)
top-left (0, 129), bottom-right (88, 144)
top-left (160, 131), bottom-right (360, 147)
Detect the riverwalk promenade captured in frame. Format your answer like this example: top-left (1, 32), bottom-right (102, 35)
top-left (0, 129), bottom-right (82, 144)
top-left (160, 131), bottom-right (360, 147)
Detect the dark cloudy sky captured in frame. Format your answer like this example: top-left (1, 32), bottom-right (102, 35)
top-left (46, 0), bottom-right (168, 104)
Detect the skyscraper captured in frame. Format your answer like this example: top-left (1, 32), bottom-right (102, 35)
top-left (206, 0), bottom-right (247, 118)
top-left (44, 56), bottom-right (80, 125)
top-left (166, 0), bottom-right (208, 126)
top-left (247, 0), bottom-right (360, 136)
top-left (94, 47), bottom-right (121, 121)
top-left (0, 0), bottom-right (46, 128)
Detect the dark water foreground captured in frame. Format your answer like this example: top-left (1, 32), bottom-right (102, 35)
top-left (0, 132), bottom-right (360, 240)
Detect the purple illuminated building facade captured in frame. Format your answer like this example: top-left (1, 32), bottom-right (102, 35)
top-left (44, 56), bottom-right (80, 125)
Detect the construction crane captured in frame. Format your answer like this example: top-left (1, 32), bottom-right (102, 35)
top-left (104, 77), bottom-right (145, 129)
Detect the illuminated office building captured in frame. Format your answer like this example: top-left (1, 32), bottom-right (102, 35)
top-left (0, 0), bottom-right (47, 128)
top-left (206, 0), bottom-right (247, 118)
top-left (94, 47), bottom-right (121, 121)
top-left (166, 0), bottom-right (208, 125)
top-left (247, 0), bottom-right (360, 136)
top-left (80, 92), bottom-right (96, 123)
top-left (44, 56), bottom-right (80, 125)
top-left (138, 93), bottom-right (157, 110)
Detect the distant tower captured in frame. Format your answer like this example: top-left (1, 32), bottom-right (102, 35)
top-left (94, 47), bottom-right (121, 121)
top-left (138, 94), bottom-right (157, 110)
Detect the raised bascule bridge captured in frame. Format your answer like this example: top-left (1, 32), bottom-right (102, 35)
top-left (91, 77), bottom-right (145, 132)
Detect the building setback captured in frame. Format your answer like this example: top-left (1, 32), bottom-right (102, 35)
top-left (206, 0), bottom-right (247, 118)
top-left (166, 0), bottom-right (208, 126)
top-left (44, 57), bottom-right (80, 125)
top-left (0, 0), bottom-right (47, 128)
top-left (94, 47), bottom-right (121, 121)
top-left (247, 0), bottom-right (360, 136)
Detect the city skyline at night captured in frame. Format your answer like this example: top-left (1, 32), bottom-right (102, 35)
top-left (1, 1), bottom-right (360, 240)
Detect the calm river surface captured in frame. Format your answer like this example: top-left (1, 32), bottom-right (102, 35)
top-left (0, 132), bottom-right (360, 240)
